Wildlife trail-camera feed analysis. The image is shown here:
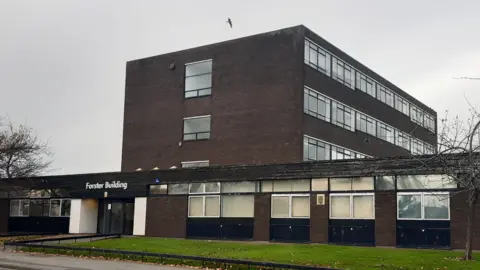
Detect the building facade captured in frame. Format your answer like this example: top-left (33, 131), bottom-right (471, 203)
top-left (0, 155), bottom-right (478, 250)
top-left (121, 25), bottom-right (437, 171)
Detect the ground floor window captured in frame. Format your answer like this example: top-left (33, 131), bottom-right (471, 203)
top-left (271, 194), bottom-right (310, 218)
top-left (9, 199), bottom-right (30, 217)
top-left (330, 193), bottom-right (374, 219)
top-left (50, 199), bottom-right (71, 217)
top-left (397, 192), bottom-right (450, 220)
top-left (188, 195), bottom-right (220, 217)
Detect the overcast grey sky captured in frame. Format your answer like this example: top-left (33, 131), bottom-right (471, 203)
top-left (1, 0), bottom-right (479, 175)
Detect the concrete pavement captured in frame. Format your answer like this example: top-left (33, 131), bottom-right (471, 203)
top-left (0, 251), bottom-right (190, 270)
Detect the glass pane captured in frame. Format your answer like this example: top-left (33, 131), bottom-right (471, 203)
top-left (29, 199), bottom-right (49, 217)
top-left (308, 95), bottom-right (317, 113)
top-left (150, 185), bottom-right (168, 195)
top-left (10, 200), bottom-right (20, 216)
top-left (291, 179), bottom-right (310, 192)
top-left (376, 176), bottom-right (395, 190)
top-left (50, 200), bottom-right (61, 217)
top-left (330, 178), bottom-right (352, 191)
top-left (182, 161), bottom-right (209, 168)
top-left (197, 132), bottom-right (211, 140)
top-left (168, 184), bottom-right (188, 194)
top-left (352, 177), bottom-right (374, 190)
top-left (185, 74), bottom-right (212, 91)
top-left (271, 196), bottom-right (289, 218)
top-left (398, 194), bottom-right (422, 219)
top-left (221, 195), bottom-right (254, 217)
top-left (21, 200), bottom-right (30, 216)
top-left (185, 61), bottom-right (212, 76)
top-left (261, 181), bottom-right (273, 192)
top-left (273, 181), bottom-right (291, 192)
top-left (331, 196), bottom-right (350, 219)
top-left (221, 182), bottom-right (256, 193)
top-left (312, 178), bottom-right (328, 191)
top-left (292, 196), bottom-right (310, 217)
top-left (353, 195), bottom-right (374, 219)
top-left (205, 182), bottom-right (220, 193)
top-left (189, 183), bottom-right (204, 193)
top-left (184, 117), bottom-right (211, 134)
top-left (189, 197), bottom-right (203, 216)
top-left (61, 199), bottom-right (71, 216)
top-left (198, 88), bottom-right (212, 96)
top-left (205, 196), bottom-right (220, 216)
top-left (185, 90), bottom-right (198, 98)
top-left (309, 48), bottom-right (317, 66)
top-left (424, 194), bottom-right (449, 219)
top-left (318, 53), bottom-right (326, 70)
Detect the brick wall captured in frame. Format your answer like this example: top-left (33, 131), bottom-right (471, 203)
top-left (375, 192), bottom-right (397, 246)
top-left (145, 196), bottom-right (188, 238)
top-left (450, 191), bottom-right (480, 250)
top-left (254, 194), bottom-right (270, 241)
top-left (310, 192), bottom-right (328, 243)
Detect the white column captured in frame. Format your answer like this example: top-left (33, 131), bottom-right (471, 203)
top-left (133, 197), bottom-right (147, 236)
top-left (69, 199), bottom-right (98, 234)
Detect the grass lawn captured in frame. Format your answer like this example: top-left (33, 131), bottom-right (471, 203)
top-left (67, 237), bottom-right (480, 270)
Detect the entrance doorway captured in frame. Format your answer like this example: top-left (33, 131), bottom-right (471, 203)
top-left (97, 199), bottom-right (134, 235)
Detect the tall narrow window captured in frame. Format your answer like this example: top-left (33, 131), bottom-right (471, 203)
top-left (305, 39), bottom-right (331, 76)
top-left (356, 113), bottom-right (376, 136)
top-left (304, 87), bottom-right (331, 121)
top-left (355, 73), bottom-right (376, 98)
top-left (395, 95), bottom-right (410, 116)
top-left (377, 85), bottom-right (394, 107)
top-left (331, 101), bottom-right (354, 131)
top-left (332, 57), bottom-right (355, 89)
top-left (183, 116), bottom-right (211, 141)
top-left (410, 106), bottom-right (424, 126)
top-left (185, 60), bottom-right (213, 98)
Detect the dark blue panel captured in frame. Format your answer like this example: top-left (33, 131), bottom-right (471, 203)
top-left (8, 217), bottom-right (69, 233)
top-left (397, 220), bottom-right (450, 248)
top-left (328, 219), bottom-right (375, 246)
top-left (187, 218), bottom-right (254, 240)
top-left (270, 218), bottom-right (310, 242)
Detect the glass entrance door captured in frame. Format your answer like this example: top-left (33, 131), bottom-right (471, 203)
top-left (97, 199), bottom-right (134, 235)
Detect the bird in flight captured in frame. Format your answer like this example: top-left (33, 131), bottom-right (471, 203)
top-left (227, 18), bottom-right (233, 28)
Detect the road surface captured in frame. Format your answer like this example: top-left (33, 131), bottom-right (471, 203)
top-left (0, 251), bottom-right (190, 270)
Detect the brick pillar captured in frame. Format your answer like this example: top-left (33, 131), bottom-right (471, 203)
top-left (450, 191), bottom-right (480, 250)
top-left (0, 199), bottom-right (8, 233)
top-left (145, 196), bottom-right (188, 238)
top-left (375, 192), bottom-right (396, 247)
top-left (254, 194), bottom-right (270, 241)
top-left (310, 192), bottom-right (328, 243)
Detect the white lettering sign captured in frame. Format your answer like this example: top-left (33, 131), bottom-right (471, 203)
top-left (85, 181), bottom-right (128, 190)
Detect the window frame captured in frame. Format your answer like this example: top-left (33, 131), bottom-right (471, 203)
top-left (183, 115), bottom-right (211, 141)
top-left (271, 193), bottom-right (310, 219)
top-left (397, 192), bottom-right (450, 221)
top-left (188, 182), bottom-right (221, 195)
top-left (188, 195), bottom-right (221, 218)
top-left (181, 160), bottom-right (210, 168)
top-left (329, 193), bottom-right (375, 220)
top-left (331, 101), bottom-right (354, 131)
top-left (304, 87), bottom-right (331, 122)
top-left (304, 39), bottom-right (332, 76)
top-left (332, 57), bottom-right (355, 89)
top-left (184, 59), bottom-right (213, 98)
top-left (49, 199), bottom-right (71, 217)
top-left (9, 199), bottom-right (30, 217)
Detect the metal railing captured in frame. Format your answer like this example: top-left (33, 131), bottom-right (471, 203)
top-left (4, 234), bottom-right (338, 270)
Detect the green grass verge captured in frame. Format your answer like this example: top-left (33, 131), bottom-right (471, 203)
top-left (27, 237), bottom-right (480, 269)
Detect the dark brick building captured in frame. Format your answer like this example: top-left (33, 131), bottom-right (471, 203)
top-left (121, 25), bottom-right (437, 171)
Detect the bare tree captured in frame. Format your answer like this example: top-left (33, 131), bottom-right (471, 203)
top-left (0, 117), bottom-right (52, 178)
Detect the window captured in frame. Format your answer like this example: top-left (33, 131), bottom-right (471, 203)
top-left (411, 138), bottom-right (424, 155)
top-left (376, 176), bottom-right (395, 190)
top-left (304, 87), bottom-right (331, 121)
top-left (29, 199), bottom-right (50, 216)
top-left (221, 181), bottom-right (256, 193)
top-left (397, 192), bottom-right (449, 220)
top-left (395, 95), bottom-right (410, 116)
top-left (395, 131), bottom-right (411, 151)
top-left (376, 85), bottom-right (394, 107)
top-left (356, 112), bottom-right (376, 136)
top-left (221, 195), bottom-right (254, 217)
top-left (9, 199), bottom-right (29, 217)
top-left (30, 189), bottom-right (50, 198)
top-left (181, 160), bottom-right (209, 168)
top-left (188, 195), bottom-right (220, 217)
top-left (50, 199), bottom-right (71, 217)
top-left (396, 175), bottom-right (457, 190)
top-left (424, 114), bottom-right (436, 133)
top-left (183, 116), bottom-right (211, 141)
top-left (410, 105), bottom-right (424, 126)
top-left (168, 183), bottom-right (189, 194)
top-left (330, 177), bottom-right (374, 191)
top-left (271, 194), bottom-right (310, 218)
top-left (330, 194), bottom-right (374, 219)
top-left (303, 136), bottom-right (331, 161)
top-left (189, 182), bottom-right (220, 194)
top-left (185, 60), bottom-right (212, 98)
top-left (261, 180), bottom-right (310, 193)
top-left (331, 146), bottom-right (355, 160)
top-left (355, 73), bottom-right (376, 97)
top-left (424, 143), bottom-right (435, 154)
top-left (149, 184), bottom-right (168, 195)
top-left (377, 122), bottom-right (394, 143)
top-left (332, 57), bottom-right (355, 89)
top-left (332, 101), bottom-right (354, 131)
top-left (304, 39), bottom-right (331, 76)
top-left (311, 178), bottom-right (328, 191)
